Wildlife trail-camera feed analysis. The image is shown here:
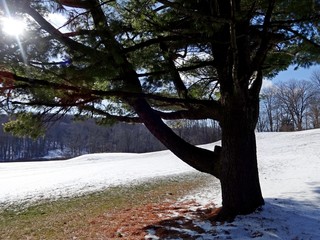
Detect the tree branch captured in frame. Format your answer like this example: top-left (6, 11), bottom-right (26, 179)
top-left (0, 71), bottom-right (222, 120)
top-left (20, 4), bottom-right (109, 60)
top-left (78, 105), bottom-right (142, 123)
top-left (124, 35), bottom-right (197, 53)
top-left (137, 60), bottom-right (215, 78)
top-left (160, 42), bottom-right (188, 98)
top-left (282, 27), bottom-right (320, 49)
top-left (157, 0), bottom-right (230, 24)
top-left (251, 0), bottom-right (276, 72)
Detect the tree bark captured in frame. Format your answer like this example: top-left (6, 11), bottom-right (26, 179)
top-left (219, 95), bottom-right (264, 218)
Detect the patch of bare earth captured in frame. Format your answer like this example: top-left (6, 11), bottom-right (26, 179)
top-left (85, 200), bottom-right (219, 239)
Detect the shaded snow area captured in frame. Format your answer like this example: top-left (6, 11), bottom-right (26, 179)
top-left (1, 129), bottom-right (320, 239)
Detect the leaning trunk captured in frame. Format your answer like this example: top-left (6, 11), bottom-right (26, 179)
top-left (219, 95), bottom-right (264, 218)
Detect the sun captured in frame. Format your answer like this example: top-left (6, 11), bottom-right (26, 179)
top-left (1, 17), bottom-right (26, 36)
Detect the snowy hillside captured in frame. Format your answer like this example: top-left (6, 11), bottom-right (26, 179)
top-left (0, 150), bottom-right (196, 206)
top-left (1, 129), bottom-right (320, 239)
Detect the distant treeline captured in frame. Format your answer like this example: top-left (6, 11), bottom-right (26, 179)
top-left (0, 115), bottom-right (221, 162)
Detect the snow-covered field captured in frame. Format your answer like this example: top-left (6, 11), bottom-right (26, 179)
top-left (0, 150), bottom-right (196, 207)
top-left (1, 129), bottom-right (320, 239)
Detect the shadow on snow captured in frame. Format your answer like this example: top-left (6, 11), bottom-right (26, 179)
top-left (143, 197), bottom-right (320, 240)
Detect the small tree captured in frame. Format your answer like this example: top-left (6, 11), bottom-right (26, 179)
top-left (1, 0), bottom-right (320, 219)
top-left (279, 117), bottom-right (294, 132)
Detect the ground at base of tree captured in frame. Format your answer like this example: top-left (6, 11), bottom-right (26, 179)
top-left (84, 199), bottom-right (219, 239)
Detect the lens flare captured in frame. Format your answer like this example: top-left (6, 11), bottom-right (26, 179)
top-left (2, 17), bottom-right (26, 36)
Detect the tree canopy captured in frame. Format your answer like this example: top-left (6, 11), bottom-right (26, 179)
top-left (1, 0), bottom-right (319, 218)
top-left (0, 1), bottom-right (318, 120)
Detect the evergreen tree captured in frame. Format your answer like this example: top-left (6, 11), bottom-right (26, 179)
top-left (0, 0), bottom-right (319, 219)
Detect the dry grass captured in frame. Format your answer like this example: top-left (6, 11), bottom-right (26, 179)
top-left (0, 173), bottom-right (216, 239)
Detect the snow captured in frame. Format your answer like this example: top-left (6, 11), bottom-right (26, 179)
top-left (1, 129), bottom-right (320, 239)
top-left (0, 151), bottom-right (195, 207)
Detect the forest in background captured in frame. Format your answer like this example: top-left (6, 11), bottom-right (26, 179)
top-left (0, 115), bottom-right (221, 162)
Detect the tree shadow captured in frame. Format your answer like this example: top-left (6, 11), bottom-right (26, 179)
top-left (143, 203), bottom-right (222, 240)
top-left (143, 197), bottom-right (320, 240)
top-left (307, 181), bottom-right (320, 195)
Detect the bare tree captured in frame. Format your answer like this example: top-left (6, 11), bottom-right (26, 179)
top-left (311, 69), bottom-right (320, 90)
top-left (260, 87), bottom-right (280, 132)
top-left (276, 80), bottom-right (315, 131)
top-left (309, 69), bottom-right (320, 128)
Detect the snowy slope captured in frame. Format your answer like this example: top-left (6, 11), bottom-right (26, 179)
top-left (0, 151), bottom-right (195, 206)
top-left (1, 129), bottom-right (320, 239)
top-left (253, 130), bottom-right (320, 239)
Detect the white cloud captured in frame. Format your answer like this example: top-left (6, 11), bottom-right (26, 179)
top-left (261, 78), bottom-right (274, 90)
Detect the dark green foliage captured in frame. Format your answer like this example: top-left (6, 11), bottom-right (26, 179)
top-left (3, 113), bottom-right (45, 139)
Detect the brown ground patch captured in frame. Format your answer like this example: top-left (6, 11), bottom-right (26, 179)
top-left (85, 200), bottom-right (218, 239)
top-left (0, 173), bottom-right (219, 239)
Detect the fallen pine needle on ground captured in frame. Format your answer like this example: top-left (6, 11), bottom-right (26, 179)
top-left (87, 200), bottom-right (218, 240)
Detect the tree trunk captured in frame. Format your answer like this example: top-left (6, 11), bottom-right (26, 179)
top-left (131, 92), bottom-right (264, 219)
top-left (219, 96), bottom-right (264, 218)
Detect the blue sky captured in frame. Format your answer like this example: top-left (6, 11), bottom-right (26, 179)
top-left (270, 65), bottom-right (320, 83)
